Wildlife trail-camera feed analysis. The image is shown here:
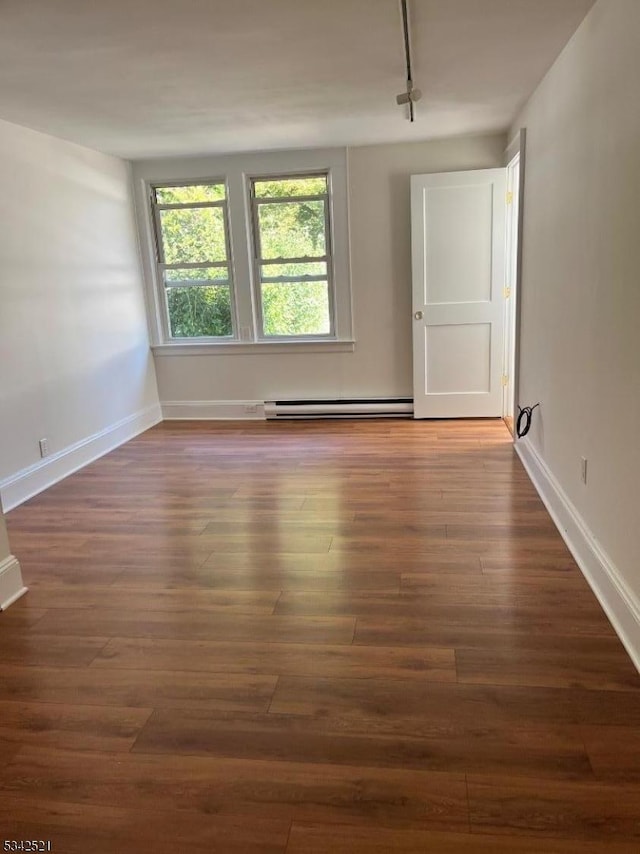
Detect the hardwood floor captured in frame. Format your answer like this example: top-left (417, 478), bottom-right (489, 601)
top-left (2, 419), bottom-right (640, 852)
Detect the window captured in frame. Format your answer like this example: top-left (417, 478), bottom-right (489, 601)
top-left (140, 152), bottom-right (353, 352)
top-left (151, 182), bottom-right (235, 339)
top-left (249, 173), bottom-right (334, 338)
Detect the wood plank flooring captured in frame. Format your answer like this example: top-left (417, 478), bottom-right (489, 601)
top-left (2, 419), bottom-right (640, 852)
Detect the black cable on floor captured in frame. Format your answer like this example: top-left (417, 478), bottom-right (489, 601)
top-left (516, 403), bottom-right (540, 438)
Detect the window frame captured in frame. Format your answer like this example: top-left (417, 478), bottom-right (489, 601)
top-left (136, 149), bottom-right (354, 354)
top-left (248, 170), bottom-right (337, 341)
top-left (149, 178), bottom-right (239, 342)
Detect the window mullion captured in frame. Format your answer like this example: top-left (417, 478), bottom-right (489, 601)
top-left (323, 195), bottom-right (337, 338)
top-left (251, 187), bottom-right (264, 264)
top-left (152, 204), bottom-right (166, 265)
top-left (221, 198), bottom-right (239, 339)
top-left (156, 200), bottom-right (227, 211)
top-left (254, 193), bottom-right (328, 205)
top-left (259, 255), bottom-right (328, 266)
top-left (165, 280), bottom-right (230, 288)
top-left (249, 180), bottom-right (265, 337)
top-left (160, 261), bottom-right (229, 270)
top-left (261, 275), bottom-right (327, 284)
top-left (226, 170), bottom-right (260, 341)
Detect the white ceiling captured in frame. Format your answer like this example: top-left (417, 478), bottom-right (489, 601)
top-left (0, 0), bottom-right (595, 160)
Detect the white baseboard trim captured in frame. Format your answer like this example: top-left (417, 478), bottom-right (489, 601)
top-left (161, 400), bottom-right (266, 420)
top-left (0, 555), bottom-right (27, 611)
top-left (516, 437), bottom-right (640, 673)
top-left (0, 402), bottom-right (163, 512)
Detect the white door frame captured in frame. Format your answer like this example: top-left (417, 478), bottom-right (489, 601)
top-left (502, 151), bottom-right (520, 423)
top-left (503, 128), bottom-right (527, 438)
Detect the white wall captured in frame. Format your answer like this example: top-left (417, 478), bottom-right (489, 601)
top-left (513, 0), bottom-right (640, 619)
top-left (0, 119), bottom-right (160, 509)
top-left (133, 134), bottom-right (505, 404)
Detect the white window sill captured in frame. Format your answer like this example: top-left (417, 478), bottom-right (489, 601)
top-left (151, 339), bottom-right (356, 356)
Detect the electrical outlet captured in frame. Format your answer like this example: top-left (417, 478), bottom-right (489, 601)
top-left (581, 456), bottom-right (588, 485)
top-left (39, 438), bottom-right (49, 458)
top-left (244, 403), bottom-right (259, 416)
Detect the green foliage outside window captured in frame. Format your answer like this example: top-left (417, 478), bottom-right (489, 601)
top-left (262, 283), bottom-right (330, 335)
top-left (167, 287), bottom-right (232, 338)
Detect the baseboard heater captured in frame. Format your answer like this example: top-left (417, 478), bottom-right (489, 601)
top-left (264, 398), bottom-right (414, 419)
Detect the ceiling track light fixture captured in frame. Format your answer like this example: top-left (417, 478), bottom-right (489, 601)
top-left (397, 0), bottom-right (422, 122)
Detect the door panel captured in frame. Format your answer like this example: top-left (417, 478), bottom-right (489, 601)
top-left (425, 184), bottom-right (493, 305)
top-left (411, 169), bottom-right (506, 419)
top-left (426, 323), bottom-right (491, 394)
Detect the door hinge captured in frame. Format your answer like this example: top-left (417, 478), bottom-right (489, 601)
top-left (503, 286), bottom-right (511, 299)
top-left (506, 191), bottom-right (513, 205)
top-left (501, 374), bottom-right (509, 387)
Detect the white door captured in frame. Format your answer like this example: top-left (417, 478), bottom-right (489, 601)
top-left (411, 168), bottom-right (507, 418)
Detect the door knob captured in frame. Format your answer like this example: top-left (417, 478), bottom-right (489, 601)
top-left (414, 311), bottom-right (423, 320)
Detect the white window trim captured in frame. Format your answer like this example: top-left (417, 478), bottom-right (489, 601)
top-left (134, 147), bottom-right (353, 353)
top-left (151, 339), bottom-right (356, 356)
